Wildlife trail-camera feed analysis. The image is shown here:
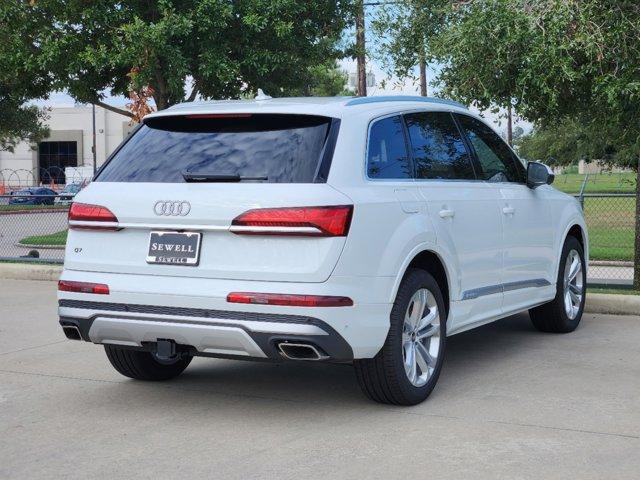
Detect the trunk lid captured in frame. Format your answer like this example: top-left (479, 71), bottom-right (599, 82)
top-left (65, 182), bottom-right (352, 282)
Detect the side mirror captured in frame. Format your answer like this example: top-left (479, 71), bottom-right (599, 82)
top-left (527, 162), bottom-right (554, 189)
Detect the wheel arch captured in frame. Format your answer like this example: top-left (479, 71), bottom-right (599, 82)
top-left (567, 224), bottom-right (586, 248)
top-left (555, 221), bottom-right (589, 280)
top-left (393, 249), bottom-right (452, 321)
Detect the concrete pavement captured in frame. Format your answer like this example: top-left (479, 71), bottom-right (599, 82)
top-left (0, 279), bottom-right (639, 479)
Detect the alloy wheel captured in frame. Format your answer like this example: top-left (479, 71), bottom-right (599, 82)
top-left (402, 288), bottom-right (441, 387)
top-left (563, 249), bottom-right (584, 320)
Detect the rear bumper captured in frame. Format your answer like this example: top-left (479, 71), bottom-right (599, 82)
top-left (58, 270), bottom-right (394, 359)
top-left (59, 300), bottom-right (354, 361)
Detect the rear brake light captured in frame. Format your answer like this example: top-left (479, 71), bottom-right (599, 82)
top-left (186, 113), bottom-right (252, 119)
top-left (58, 280), bottom-right (109, 295)
top-left (231, 205), bottom-right (353, 237)
top-left (68, 203), bottom-right (119, 230)
top-left (227, 292), bottom-right (353, 307)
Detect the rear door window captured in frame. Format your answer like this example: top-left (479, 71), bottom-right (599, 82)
top-left (96, 114), bottom-right (334, 183)
top-left (366, 116), bottom-right (412, 179)
top-left (404, 112), bottom-right (475, 180)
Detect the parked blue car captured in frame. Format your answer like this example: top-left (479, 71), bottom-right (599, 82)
top-left (9, 187), bottom-right (58, 205)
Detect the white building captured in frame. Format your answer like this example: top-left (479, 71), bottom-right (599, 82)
top-left (0, 105), bottom-right (134, 186)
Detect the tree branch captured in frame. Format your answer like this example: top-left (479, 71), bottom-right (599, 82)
top-left (93, 101), bottom-right (134, 118)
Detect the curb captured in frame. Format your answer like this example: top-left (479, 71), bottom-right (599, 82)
top-left (0, 262), bottom-right (62, 281)
top-left (0, 264), bottom-right (637, 316)
top-left (590, 260), bottom-right (634, 267)
top-left (584, 294), bottom-right (640, 316)
top-left (13, 242), bottom-right (65, 250)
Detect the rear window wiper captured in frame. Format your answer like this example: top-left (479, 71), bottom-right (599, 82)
top-left (182, 171), bottom-right (268, 183)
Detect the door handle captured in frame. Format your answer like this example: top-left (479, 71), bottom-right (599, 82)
top-left (502, 206), bottom-right (515, 215)
top-left (439, 209), bottom-right (455, 219)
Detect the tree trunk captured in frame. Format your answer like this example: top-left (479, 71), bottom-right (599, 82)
top-left (153, 92), bottom-right (167, 111)
top-left (634, 161), bottom-right (640, 290)
top-left (419, 56), bottom-right (427, 97)
top-left (355, 0), bottom-right (366, 97)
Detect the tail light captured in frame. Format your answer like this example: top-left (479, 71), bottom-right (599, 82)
top-left (186, 113), bottom-right (252, 119)
top-left (230, 205), bottom-right (353, 237)
top-left (58, 280), bottom-right (109, 295)
top-left (68, 203), bottom-right (119, 230)
top-left (227, 292), bottom-right (353, 307)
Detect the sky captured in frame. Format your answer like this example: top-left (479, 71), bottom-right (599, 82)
top-left (37, 11), bottom-right (532, 138)
top-left (41, 57), bottom-right (531, 139)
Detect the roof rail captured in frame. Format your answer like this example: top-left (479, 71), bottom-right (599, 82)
top-left (345, 95), bottom-right (467, 109)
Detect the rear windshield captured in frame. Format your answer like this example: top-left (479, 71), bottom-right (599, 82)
top-left (96, 114), bottom-right (334, 183)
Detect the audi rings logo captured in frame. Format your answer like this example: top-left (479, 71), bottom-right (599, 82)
top-left (153, 200), bottom-right (191, 217)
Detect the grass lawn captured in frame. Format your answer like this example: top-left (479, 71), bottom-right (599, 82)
top-left (583, 196), bottom-right (636, 261)
top-left (553, 172), bottom-right (635, 194)
top-left (19, 229), bottom-right (68, 246)
top-left (0, 204), bottom-right (68, 212)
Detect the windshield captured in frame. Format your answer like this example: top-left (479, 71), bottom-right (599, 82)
top-left (96, 114), bottom-right (335, 183)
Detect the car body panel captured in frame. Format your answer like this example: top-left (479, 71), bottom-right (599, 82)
top-left (58, 96), bottom-right (587, 361)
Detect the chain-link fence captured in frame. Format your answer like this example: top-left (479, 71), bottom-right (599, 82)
top-left (0, 167), bottom-right (87, 263)
top-left (0, 188), bottom-right (637, 286)
top-left (0, 194), bottom-right (69, 263)
top-left (577, 193), bottom-right (636, 286)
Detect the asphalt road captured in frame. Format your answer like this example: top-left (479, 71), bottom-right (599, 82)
top-left (1, 279), bottom-right (639, 479)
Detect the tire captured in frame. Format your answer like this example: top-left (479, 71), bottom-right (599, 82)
top-left (104, 345), bottom-right (192, 381)
top-left (529, 236), bottom-right (586, 333)
top-left (354, 268), bottom-right (447, 405)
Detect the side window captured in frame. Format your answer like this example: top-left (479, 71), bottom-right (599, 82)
top-left (456, 114), bottom-right (525, 183)
top-left (367, 116), bottom-right (412, 179)
top-left (404, 112), bottom-right (475, 180)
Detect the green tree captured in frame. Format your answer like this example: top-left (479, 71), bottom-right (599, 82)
top-left (372, 0), bottom-right (449, 96)
top-left (284, 61), bottom-right (350, 97)
top-left (0, 2), bottom-right (51, 150)
top-left (516, 118), bottom-right (635, 170)
top-left (1, 0), bottom-right (351, 121)
top-left (429, 0), bottom-right (640, 288)
top-left (0, 94), bottom-right (49, 152)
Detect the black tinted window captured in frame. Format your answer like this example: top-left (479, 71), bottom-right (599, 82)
top-left (405, 112), bottom-right (475, 180)
top-left (456, 114), bottom-right (525, 183)
top-left (96, 114), bottom-right (332, 183)
top-left (367, 116), bottom-right (412, 179)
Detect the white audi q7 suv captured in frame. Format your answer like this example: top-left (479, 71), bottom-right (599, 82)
top-left (58, 96), bottom-right (587, 405)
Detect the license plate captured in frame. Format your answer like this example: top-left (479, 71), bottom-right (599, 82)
top-left (146, 231), bottom-right (201, 266)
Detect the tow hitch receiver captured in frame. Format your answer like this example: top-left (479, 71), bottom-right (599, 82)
top-left (155, 339), bottom-right (177, 360)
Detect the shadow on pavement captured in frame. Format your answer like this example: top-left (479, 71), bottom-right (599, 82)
top-left (89, 311), bottom-right (546, 408)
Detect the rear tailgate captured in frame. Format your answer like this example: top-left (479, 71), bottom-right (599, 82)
top-left (64, 113), bottom-right (352, 283)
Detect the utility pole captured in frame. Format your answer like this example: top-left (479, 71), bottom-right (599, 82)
top-left (507, 104), bottom-right (513, 146)
top-left (355, 0), bottom-right (367, 97)
top-left (91, 103), bottom-right (97, 174)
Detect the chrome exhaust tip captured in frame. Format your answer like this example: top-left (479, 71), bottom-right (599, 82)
top-left (62, 325), bottom-right (82, 341)
top-left (277, 342), bottom-right (328, 361)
